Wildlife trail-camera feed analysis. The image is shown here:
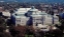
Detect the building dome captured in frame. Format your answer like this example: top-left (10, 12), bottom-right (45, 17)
top-left (29, 6), bottom-right (38, 12)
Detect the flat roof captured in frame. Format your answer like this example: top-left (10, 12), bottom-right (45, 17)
top-left (17, 8), bottom-right (31, 11)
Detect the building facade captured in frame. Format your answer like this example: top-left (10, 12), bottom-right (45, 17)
top-left (12, 6), bottom-right (59, 26)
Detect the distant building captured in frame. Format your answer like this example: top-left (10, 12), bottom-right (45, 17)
top-left (2, 11), bottom-right (11, 17)
top-left (12, 6), bottom-right (59, 26)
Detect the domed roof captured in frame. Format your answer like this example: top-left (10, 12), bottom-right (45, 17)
top-left (29, 6), bottom-right (38, 12)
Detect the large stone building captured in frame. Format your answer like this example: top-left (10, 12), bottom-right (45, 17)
top-left (12, 6), bottom-right (59, 26)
